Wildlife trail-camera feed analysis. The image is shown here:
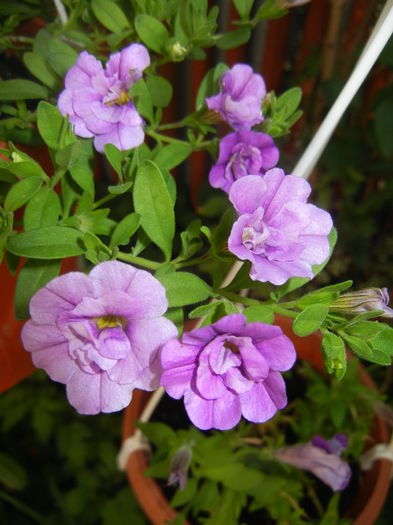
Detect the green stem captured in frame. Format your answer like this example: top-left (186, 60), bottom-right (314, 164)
top-left (0, 490), bottom-right (43, 523)
top-left (147, 129), bottom-right (213, 151)
top-left (157, 118), bottom-right (189, 131)
top-left (271, 305), bottom-right (298, 318)
top-left (174, 253), bottom-right (211, 269)
top-left (116, 251), bottom-right (161, 270)
top-left (219, 290), bottom-right (260, 306)
top-left (51, 168), bottom-right (66, 188)
top-left (93, 193), bottom-right (119, 209)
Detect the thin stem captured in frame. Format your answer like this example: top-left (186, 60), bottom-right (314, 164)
top-left (51, 169), bottom-right (66, 188)
top-left (0, 490), bottom-right (43, 524)
top-left (147, 129), bottom-right (213, 151)
top-left (271, 305), bottom-right (298, 318)
top-left (219, 289), bottom-right (260, 306)
top-left (157, 118), bottom-right (189, 131)
top-left (174, 253), bottom-right (211, 269)
top-left (93, 193), bottom-right (119, 210)
top-left (116, 251), bottom-right (161, 270)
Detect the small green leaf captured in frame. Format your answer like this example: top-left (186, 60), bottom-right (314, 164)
top-left (292, 304), bottom-right (329, 337)
top-left (130, 78), bottom-right (153, 122)
top-left (244, 304), bottom-right (274, 324)
top-left (47, 39), bottom-right (78, 76)
top-left (23, 52), bottom-right (58, 89)
top-left (108, 181), bottom-right (133, 194)
top-left (14, 259), bottom-right (61, 320)
top-left (23, 187), bottom-right (61, 231)
top-left (321, 330), bottom-right (347, 379)
top-left (37, 101), bottom-right (75, 150)
top-left (153, 143), bottom-right (192, 170)
top-left (195, 63), bottom-right (228, 110)
top-left (104, 143), bottom-right (122, 177)
top-left (0, 452), bottom-right (28, 491)
top-left (133, 161), bottom-right (175, 260)
top-left (189, 302), bottom-right (220, 320)
top-left (68, 139), bottom-right (95, 197)
top-left (157, 271), bottom-right (211, 307)
top-left (55, 142), bottom-right (81, 169)
top-left (4, 177), bottom-right (42, 213)
top-left (275, 87), bottom-right (302, 118)
top-left (216, 28), bottom-right (251, 50)
top-left (110, 213), bottom-right (141, 248)
top-left (92, 0), bottom-right (130, 33)
top-left (8, 227), bottom-right (84, 259)
top-left (341, 333), bottom-right (373, 361)
top-left (0, 79), bottom-right (48, 100)
top-left (135, 14), bottom-right (169, 53)
top-left (146, 75), bottom-right (173, 108)
top-left (233, 0), bottom-right (254, 18)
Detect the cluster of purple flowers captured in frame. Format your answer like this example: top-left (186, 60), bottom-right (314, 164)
top-left (20, 51), bottom-right (350, 493)
top-left (206, 64), bottom-right (333, 286)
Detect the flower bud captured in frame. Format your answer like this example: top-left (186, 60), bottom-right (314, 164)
top-left (331, 288), bottom-right (393, 318)
top-left (167, 444), bottom-right (192, 491)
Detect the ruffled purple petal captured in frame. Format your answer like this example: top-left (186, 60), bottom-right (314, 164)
top-left (184, 388), bottom-right (241, 430)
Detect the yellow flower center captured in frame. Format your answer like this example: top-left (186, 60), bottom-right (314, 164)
top-left (95, 315), bottom-right (127, 330)
top-left (105, 90), bottom-right (130, 106)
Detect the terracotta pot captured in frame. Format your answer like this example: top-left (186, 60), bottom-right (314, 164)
top-left (0, 257), bottom-right (77, 393)
top-left (122, 316), bottom-right (391, 525)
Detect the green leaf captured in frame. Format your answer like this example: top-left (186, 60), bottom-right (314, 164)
top-left (157, 271), bottom-right (211, 307)
top-left (216, 28), bottom-right (251, 50)
top-left (133, 160), bottom-right (175, 260)
top-left (55, 141), bottom-right (81, 169)
top-left (171, 478), bottom-right (198, 508)
top-left (23, 187), bottom-right (61, 231)
top-left (108, 181), bottom-right (133, 194)
top-left (23, 52), bottom-right (58, 89)
top-left (275, 87), bottom-right (302, 118)
top-left (104, 143), bottom-right (122, 177)
top-left (4, 177), bottom-right (42, 213)
top-left (0, 79), bottom-right (48, 100)
top-left (254, 0), bottom-right (287, 22)
top-left (244, 304), bottom-right (274, 324)
top-left (292, 304), bottom-right (329, 337)
top-left (135, 14), bottom-right (169, 53)
top-left (321, 330), bottom-right (347, 379)
top-left (47, 39), bottom-right (78, 76)
top-left (110, 213), bottom-right (141, 248)
top-left (233, 0), bottom-right (254, 18)
top-left (0, 452), bottom-right (28, 491)
top-left (7, 154), bottom-right (48, 179)
top-left (37, 101), bottom-right (75, 150)
top-left (146, 75), bottom-right (173, 108)
top-left (341, 333), bottom-right (373, 361)
top-left (296, 280), bottom-right (353, 308)
top-left (91, 0), bottom-right (130, 33)
top-left (8, 227), bottom-right (84, 259)
top-left (188, 301), bottom-right (220, 319)
top-left (69, 139), bottom-right (95, 197)
top-left (129, 78), bottom-right (154, 122)
top-left (195, 63), bottom-right (228, 110)
top-left (153, 143), bottom-right (192, 170)
top-left (14, 259), bottom-right (61, 320)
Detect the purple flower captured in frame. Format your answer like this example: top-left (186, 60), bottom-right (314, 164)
top-left (274, 434), bottom-right (351, 491)
top-left (209, 131), bottom-right (279, 193)
top-left (205, 64), bottom-right (266, 130)
top-left (160, 314), bottom-right (296, 431)
top-left (58, 44), bottom-right (150, 153)
top-left (228, 170), bottom-right (333, 285)
top-left (21, 261), bottom-right (177, 415)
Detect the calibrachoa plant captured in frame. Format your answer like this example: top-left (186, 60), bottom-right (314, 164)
top-left (0, 1), bottom-right (392, 524)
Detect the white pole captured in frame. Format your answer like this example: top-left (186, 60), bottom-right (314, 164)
top-left (292, 0), bottom-right (393, 180)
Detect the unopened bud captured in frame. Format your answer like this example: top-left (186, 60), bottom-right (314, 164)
top-left (167, 444), bottom-right (192, 491)
top-left (331, 288), bottom-right (393, 318)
